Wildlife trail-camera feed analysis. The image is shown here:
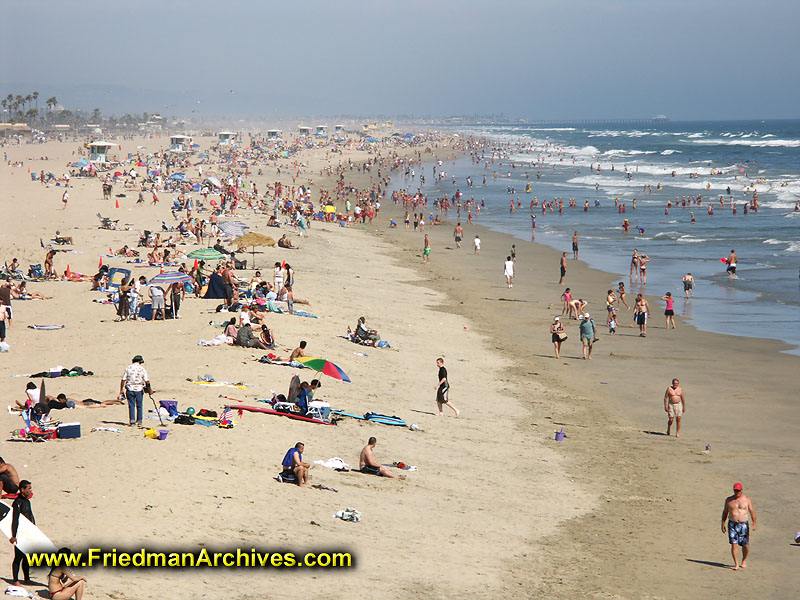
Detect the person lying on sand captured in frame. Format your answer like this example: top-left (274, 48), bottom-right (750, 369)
top-left (53, 231), bottom-right (73, 245)
top-left (275, 340), bottom-right (307, 362)
top-left (359, 437), bottom-right (403, 479)
top-left (11, 282), bottom-right (51, 300)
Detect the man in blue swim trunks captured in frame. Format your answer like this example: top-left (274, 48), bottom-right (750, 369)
top-left (721, 482), bottom-right (757, 570)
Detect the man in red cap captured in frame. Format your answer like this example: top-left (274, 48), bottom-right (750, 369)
top-left (721, 482), bottom-right (757, 570)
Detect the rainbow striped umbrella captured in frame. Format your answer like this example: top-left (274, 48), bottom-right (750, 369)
top-left (148, 271), bottom-right (193, 286)
top-left (295, 357), bottom-right (351, 383)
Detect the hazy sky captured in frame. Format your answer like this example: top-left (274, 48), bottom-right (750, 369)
top-left (2, 0), bottom-right (799, 120)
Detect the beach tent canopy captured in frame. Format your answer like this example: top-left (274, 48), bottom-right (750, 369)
top-left (203, 272), bottom-right (226, 299)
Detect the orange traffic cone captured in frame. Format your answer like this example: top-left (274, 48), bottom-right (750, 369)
top-left (98, 257), bottom-right (103, 269)
top-left (66, 264), bottom-right (72, 278)
top-left (115, 198), bottom-right (119, 208)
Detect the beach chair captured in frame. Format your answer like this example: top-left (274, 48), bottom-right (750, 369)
top-left (97, 213), bottom-right (119, 230)
top-left (27, 264), bottom-right (45, 279)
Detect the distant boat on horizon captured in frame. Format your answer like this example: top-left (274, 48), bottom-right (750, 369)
top-left (652, 114), bottom-right (669, 122)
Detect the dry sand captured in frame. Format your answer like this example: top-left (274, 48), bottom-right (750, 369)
top-left (0, 134), bottom-right (796, 599)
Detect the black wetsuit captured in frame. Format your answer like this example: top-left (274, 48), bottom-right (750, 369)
top-left (11, 494), bottom-right (34, 582)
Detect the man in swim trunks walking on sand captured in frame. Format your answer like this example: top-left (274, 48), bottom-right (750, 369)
top-left (435, 357), bottom-right (459, 417)
top-left (559, 252), bottom-right (567, 284)
top-left (359, 437), bottom-right (401, 478)
top-left (721, 483), bottom-right (756, 570)
top-left (453, 222), bottom-right (463, 249)
top-left (663, 378), bottom-right (685, 437)
top-left (572, 231), bottom-right (579, 259)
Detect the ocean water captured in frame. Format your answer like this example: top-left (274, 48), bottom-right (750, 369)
top-left (397, 120), bottom-right (800, 354)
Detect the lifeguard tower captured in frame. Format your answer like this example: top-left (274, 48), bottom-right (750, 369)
top-left (315, 125), bottom-right (328, 135)
top-left (267, 129), bottom-right (282, 140)
top-left (170, 134), bottom-right (192, 152)
top-left (88, 141), bottom-right (113, 163)
top-left (298, 126), bottom-right (311, 137)
top-left (218, 131), bottom-right (236, 145)
top-left (334, 124), bottom-right (344, 133)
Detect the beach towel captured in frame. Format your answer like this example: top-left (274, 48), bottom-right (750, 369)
top-left (197, 334), bottom-right (233, 346)
top-left (291, 309), bottom-right (318, 318)
top-left (257, 355), bottom-right (305, 368)
top-left (191, 381), bottom-right (249, 390)
top-left (27, 325), bottom-right (65, 330)
top-left (203, 272), bottom-right (226, 299)
top-left (313, 457), bottom-right (351, 471)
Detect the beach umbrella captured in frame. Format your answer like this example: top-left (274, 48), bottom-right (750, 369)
top-left (206, 176), bottom-right (222, 187)
top-left (294, 357), bottom-right (351, 383)
top-left (187, 247), bottom-right (226, 261)
top-left (168, 173), bottom-right (186, 180)
top-left (218, 221), bottom-right (248, 238)
top-left (229, 232), bottom-right (276, 268)
top-left (148, 271), bottom-right (193, 286)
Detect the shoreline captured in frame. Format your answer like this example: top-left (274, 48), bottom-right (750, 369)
top-left (373, 161), bottom-right (798, 597)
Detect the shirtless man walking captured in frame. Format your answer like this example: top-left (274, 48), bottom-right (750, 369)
top-left (453, 222), bottom-right (463, 249)
top-left (663, 378), bottom-right (686, 437)
top-left (726, 249), bottom-right (738, 279)
top-left (559, 252), bottom-right (567, 284)
top-left (721, 483), bottom-right (757, 570)
top-left (572, 231), bottom-right (579, 259)
top-left (634, 293), bottom-right (650, 336)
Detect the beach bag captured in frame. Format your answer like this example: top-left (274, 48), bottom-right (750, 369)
top-left (175, 414), bottom-right (195, 425)
top-left (557, 332), bottom-right (568, 341)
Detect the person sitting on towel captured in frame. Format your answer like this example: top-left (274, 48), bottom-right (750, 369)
top-left (235, 322), bottom-right (267, 349)
top-left (16, 382), bottom-right (39, 410)
top-left (355, 316), bottom-right (381, 346)
top-left (260, 324), bottom-right (275, 348)
top-left (281, 442), bottom-right (310, 486)
top-left (0, 457), bottom-right (21, 496)
top-left (359, 437), bottom-right (400, 478)
top-left (224, 318), bottom-right (238, 340)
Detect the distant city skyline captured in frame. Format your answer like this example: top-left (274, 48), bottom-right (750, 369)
top-left (3, 0), bottom-right (798, 120)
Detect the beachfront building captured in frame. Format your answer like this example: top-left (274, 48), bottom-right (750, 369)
top-left (298, 126), bottom-right (311, 137)
top-left (88, 141), bottom-right (113, 163)
top-left (218, 131), bottom-right (236, 145)
top-left (315, 125), bottom-right (328, 135)
top-left (334, 124), bottom-right (345, 133)
top-left (266, 129), bottom-right (282, 140)
top-left (170, 134), bottom-right (192, 152)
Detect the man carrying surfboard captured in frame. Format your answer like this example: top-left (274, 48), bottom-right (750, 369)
top-left (10, 480), bottom-right (34, 586)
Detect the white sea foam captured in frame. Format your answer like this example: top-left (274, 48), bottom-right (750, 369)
top-left (682, 138), bottom-right (800, 148)
top-left (763, 239), bottom-right (789, 245)
top-left (661, 149), bottom-right (680, 155)
top-left (787, 242), bottom-right (800, 253)
top-left (677, 235), bottom-right (707, 243)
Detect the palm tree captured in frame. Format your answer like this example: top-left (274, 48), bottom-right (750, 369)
top-left (32, 91), bottom-right (39, 112)
top-left (1, 98), bottom-right (6, 123)
top-left (47, 96), bottom-right (57, 112)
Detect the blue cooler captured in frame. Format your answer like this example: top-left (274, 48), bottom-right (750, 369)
top-left (58, 422), bottom-right (81, 439)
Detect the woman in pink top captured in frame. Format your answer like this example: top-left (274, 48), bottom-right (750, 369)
top-left (561, 288), bottom-right (573, 318)
top-left (660, 292), bottom-right (676, 329)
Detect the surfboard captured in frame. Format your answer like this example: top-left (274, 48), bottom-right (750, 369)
top-left (236, 405), bottom-right (334, 426)
top-left (0, 499), bottom-right (56, 554)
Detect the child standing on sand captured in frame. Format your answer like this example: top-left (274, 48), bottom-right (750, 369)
top-left (473, 236), bottom-right (481, 254)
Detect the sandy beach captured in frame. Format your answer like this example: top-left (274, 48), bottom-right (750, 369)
top-left (0, 132), bottom-right (797, 600)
